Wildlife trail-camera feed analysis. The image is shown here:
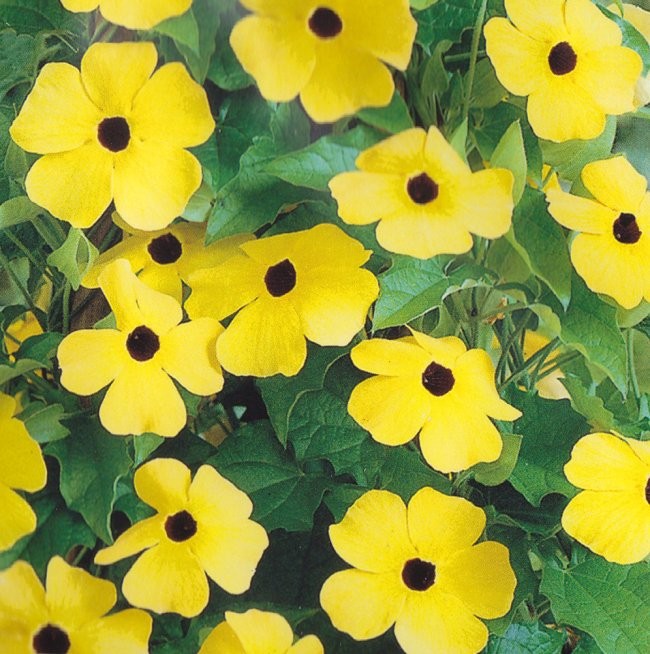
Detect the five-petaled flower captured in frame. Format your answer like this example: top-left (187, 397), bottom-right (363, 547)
top-left (546, 155), bottom-right (650, 309)
top-left (0, 392), bottom-right (47, 552)
top-left (10, 41), bottom-right (214, 231)
top-left (0, 556), bottom-right (151, 653)
top-left (320, 488), bottom-right (517, 654)
top-left (347, 329), bottom-right (521, 473)
top-left (329, 127), bottom-right (514, 259)
top-left (60, 0), bottom-right (192, 29)
top-left (230, 0), bottom-right (417, 122)
top-left (57, 258), bottom-right (224, 437)
top-left (484, 0), bottom-right (642, 142)
top-left (199, 609), bottom-right (323, 654)
top-left (562, 432), bottom-right (650, 564)
top-left (94, 458), bottom-right (269, 617)
top-left (186, 223), bottom-right (379, 378)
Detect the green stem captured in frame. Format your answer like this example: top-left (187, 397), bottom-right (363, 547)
top-left (626, 328), bottom-right (641, 403)
top-left (634, 107), bottom-right (650, 121)
top-left (62, 283), bottom-right (72, 335)
top-left (4, 229), bottom-right (53, 280)
top-left (478, 301), bottom-right (528, 322)
top-left (444, 49), bottom-right (486, 64)
top-left (0, 247), bottom-right (38, 314)
top-left (501, 337), bottom-right (560, 391)
top-left (462, 0), bottom-right (488, 122)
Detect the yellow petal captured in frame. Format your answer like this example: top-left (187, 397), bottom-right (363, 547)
top-left (57, 329), bottom-right (127, 396)
top-left (504, 0), bottom-right (565, 37)
top-left (98, 0), bottom-right (192, 30)
top-left (187, 465), bottom-right (253, 524)
top-left (10, 63), bottom-right (102, 154)
top-left (61, 0), bottom-right (98, 10)
top-left (0, 484), bottom-right (37, 551)
top-left (135, 458), bottom-right (191, 513)
top-left (226, 610), bottom-right (293, 654)
top-left (81, 42), bottom-right (157, 116)
top-left (216, 297), bottom-right (307, 377)
top-left (121, 541), bottom-right (208, 617)
top-left (82, 234), bottom-right (149, 289)
top-left (565, 0), bottom-right (622, 51)
top-left (138, 265), bottom-right (183, 303)
top-left (25, 144), bottom-right (113, 228)
top-left (436, 542), bottom-right (516, 619)
top-left (288, 635), bottom-right (324, 654)
top-left (625, 436), bottom-right (650, 467)
top-left (561, 489), bottom-right (650, 564)
top-left (0, 560), bottom-right (46, 624)
top-left (546, 188), bottom-right (615, 234)
top-left (351, 338), bottom-right (431, 376)
top-left (329, 489), bottom-right (414, 572)
top-left (0, 415), bottom-right (46, 492)
top-left (347, 375), bottom-right (430, 446)
top-left (198, 622), bottom-right (245, 654)
top-left (408, 331), bottom-right (467, 368)
top-left (94, 516), bottom-right (163, 565)
top-left (423, 126), bottom-right (471, 179)
top-left (131, 62), bottom-right (214, 148)
top-left (159, 319), bottom-right (223, 396)
top-left (290, 223), bottom-right (372, 269)
top-left (581, 156), bottom-right (647, 213)
top-left (230, 15), bottom-right (315, 102)
top-left (74, 608), bottom-right (152, 654)
top-left (176, 231), bottom-right (252, 280)
top-left (0, 393), bottom-right (16, 420)
top-left (99, 363), bottom-right (186, 437)
top-left (407, 487), bottom-right (485, 560)
top-left (113, 141), bottom-right (202, 231)
top-left (320, 569), bottom-right (405, 640)
top-left (356, 127), bottom-right (426, 173)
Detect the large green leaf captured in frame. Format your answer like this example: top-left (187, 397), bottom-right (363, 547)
top-left (415, 0), bottom-right (478, 47)
top-left (486, 622), bottom-right (567, 653)
top-left (0, 0), bottom-right (81, 35)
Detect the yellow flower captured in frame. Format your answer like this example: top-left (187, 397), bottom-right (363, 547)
top-left (0, 556), bottom-right (151, 652)
top-left (562, 432), bottom-right (650, 564)
top-left (83, 216), bottom-right (250, 303)
top-left (484, 0), bottom-right (642, 142)
top-left (329, 127), bottom-right (514, 259)
top-left (10, 41), bottom-right (214, 231)
top-left (199, 609), bottom-right (323, 654)
top-left (0, 393), bottom-right (47, 551)
top-left (94, 458), bottom-right (269, 617)
top-left (320, 488), bottom-right (516, 654)
top-left (522, 331), bottom-right (569, 401)
top-left (230, 0), bottom-right (416, 123)
top-left (57, 259), bottom-right (224, 437)
top-left (60, 0), bottom-right (192, 30)
top-left (347, 329), bottom-right (521, 473)
top-left (546, 155), bottom-right (650, 309)
top-left (4, 312), bottom-right (43, 358)
top-left (186, 223), bottom-right (379, 378)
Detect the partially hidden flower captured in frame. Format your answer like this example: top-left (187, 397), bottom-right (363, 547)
top-left (546, 155), bottom-right (650, 309)
top-left (484, 0), bottom-right (642, 141)
top-left (230, 0), bottom-right (417, 123)
top-left (83, 216), bottom-right (250, 303)
top-left (57, 258), bottom-right (224, 437)
top-left (4, 312), bottom-right (43, 358)
top-left (186, 223), bottom-right (379, 378)
top-left (320, 488), bottom-right (516, 654)
top-left (60, 0), bottom-right (192, 29)
top-left (94, 458), bottom-right (269, 617)
top-left (10, 41), bottom-right (214, 230)
top-left (0, 392), bottom-right (47, 551)
top-left (522, 330), bottom-right (569, 401)
top-left (348, 329), bottom-right (521, 473)
top-left (199, 609), bottom-right (323, 654)
top-left (329, 127), bottom-right (514, 259)
top-left (562, 432), bottom-right (650, 564)
top-left (0, 556), bottom-right (151, 653)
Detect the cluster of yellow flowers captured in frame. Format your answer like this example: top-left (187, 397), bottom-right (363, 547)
top-left (2, 0), bottom-right (650, 652)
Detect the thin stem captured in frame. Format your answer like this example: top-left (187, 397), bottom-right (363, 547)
top-left (502, 337), bottom-right (560, 391)
top-left (479, 302), bottom-right (528, 322)
top-left (62, 283), bottom-right (72, 335)
top-left (0, 247), bottom-right (38, 314)
top-left (462, 0), bottom-right (488, 122)
top-left (444, 49), bottom-right (486, 64)
top-left (626, 328), bottom-right (641, 403)
top-left (4, 230), bottom-right (53, 280)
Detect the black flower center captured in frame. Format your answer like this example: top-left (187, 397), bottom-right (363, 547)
top-left (126, 325), bottom-right (160, 362)
top-left (548, 42), bottom-right (577, 75)
top-left (402, 558), bottom-right (436, 591)
top-left (147, 233), bottom-right (183, 264)
top-left (422, 361), bottom-right (455, 396)
top-left (97, 116), bottom-right (130, 152)
top-left (308, 7), bottom-right (343, 38)
top-left (265, 259), bottom-right (297, 297)
top-left (407, 173), bottom-right (439, 205)
top-left (33, 624), bottom-right (70, 654)
top-left (613, 212), bottom-right (642, 244)
top-left (645, 478), bottom-right (650, 504)
top-left (165, 510), bottom-right (197, 542)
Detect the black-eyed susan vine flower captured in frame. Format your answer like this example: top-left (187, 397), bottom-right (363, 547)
top-left (230, 0), bottom-right (417, 123)
top-left (94, 458), bottom-right (269, 617)
top-left (320, 488), bottom-right (516, 654)
top-left (10, 41), bottom-right (214, 231)
top-left (562, 432), bottom-right (650, 564)
top-left (186, 223), bottom-right (379, 378)
top-left (57, 258), bottom-right (224, 437)
top-left (347, 329), bottom-right (521, 473)
top-left (0, 392), bottom-right (47, 552)
top-left (82, 216), bottom-right (250, 303)
top-left (484, 0), bottom-right (642, 142)
top-left (199, 609), bottom-right (323, 654)
top-left (0, 556), bottom-right (151, 653)
top-left (60, 0), bottom-right (192, 29)
top-left (546, 155), bottom-right (650, 309)
top-left (329, 127), bottom-right (514, 259)
top-left (4, 312), bottom-right (43, 358)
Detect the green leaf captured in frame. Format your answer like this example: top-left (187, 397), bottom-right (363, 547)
top-left (473, 433), bottom-right (522, 486)
top-left (207, 7), bottom-right (252, 90)
top-left (0, 195), bottom-right (44, 229)
top-left (416, 0), bottom-right (479, 47)
top-left (0, 358), bottom-right (44, 384)
top-left (153, 9), bottom-right (199, 54)
top-left (470, 57), bottom-right (507, 109)
top-left (0, 255), bottom-right (28, 307)
top-left (541, 549), bottom-right (650, 653)
top-left (0, 30), bottom-right (39, 102)
top-left (173, 0), bottom-right (220, 82)
top-left (14, 331), bottom-right (62, 366)
top-left (508, 390), bottom-right (590, 506)
top-left (46, 227), bottom-right (98, 291)
top-left (356, 92), bottom-right (414, 134)
top-left (560, 375), bottom-right (616, 432)
top-left (19, 401), bottom-right (69, 443)
top-left (207, 421), bottom-right (330, 532)
top-left (491, 120), bottom-right (527, 202)
top-left (410, 0), bottom-right (439, 9)
top-left (48, 417), bottom-right (133, 543)
top-left (486, 622), bottom-right (567, 653)
top-left (0, 0), bottom-right (81, 35)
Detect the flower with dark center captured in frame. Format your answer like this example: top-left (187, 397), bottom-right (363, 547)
top-left (646, 478), bottom-right (650, 504)
top-left (308, 7), bottom-right (343, 38)
top-left (407, 172), bottom-right (439, 205)
top-left (264, 259), bottom-right (297, 297)
top-left (165, 510), bottom-right (198, 542)
top-left (148, 233), bottom-right (183, 264)
top-left (548, 41), bottom-right (577, 75)
top-left (126, 325), bottom-right (160, 362)
top-left (97, 116), bottom-right (130, 152)
top-left (421, 361), bottom-right (455, 396)
top-left (613, 212), bottom-right (642, 244)
top-left (60, 0), bottom-right (191, 30)
top-left (401, 558), bottom-right (436, 591)
top-left (33, 624), bottom-right (70, 654)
